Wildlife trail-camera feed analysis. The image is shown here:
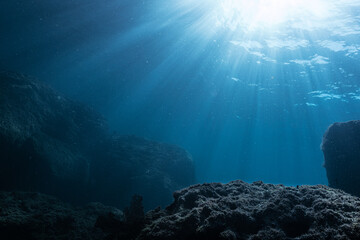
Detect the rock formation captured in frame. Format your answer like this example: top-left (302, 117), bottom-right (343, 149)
top-left (0, 71), bottom-right (106, 203)
top-left (322, 120), bottom-right (360, 197)
top-left (91, 135), bottom-right (195, 209)
top-left (0, 71), bottom-right (195, 209)
top-left (139, 180), bottom-right (360, 240)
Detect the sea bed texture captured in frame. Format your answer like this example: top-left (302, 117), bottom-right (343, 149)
top-left (0, 71), bottom-right (195, 209)
top-left (139, 180), bottom-right (360, 240)
top-left (0, 191), bottom-right (138, 240)
top-left (322, 120), bottom-right (360, 197)
top-left (2, 181), bottom-right (360, 240)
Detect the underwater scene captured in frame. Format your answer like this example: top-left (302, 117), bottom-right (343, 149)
top-left (1, 0), bottom-right (360, 239)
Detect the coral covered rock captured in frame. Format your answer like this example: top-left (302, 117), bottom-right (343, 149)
top-left (322, 120), bottom-right (360, 196)
top-left (139, 180), bottom-right (360, 240)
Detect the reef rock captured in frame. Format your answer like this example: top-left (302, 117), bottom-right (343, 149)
top-left (322, 120), bottom-right (360, 197)
top-left (139, 180), bottom-right (360, 240)
top-left (0, 71), bottom-right (195, 209)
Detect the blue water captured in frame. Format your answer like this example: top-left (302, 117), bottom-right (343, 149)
top-left (2, 0), bottom-right (360, 186)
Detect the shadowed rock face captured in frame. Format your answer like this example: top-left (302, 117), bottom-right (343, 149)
top-left (321, 120), bottom-right (360, 197)
top-left (139, 180), bottom-right (360, 240)
top-left (0, 71), bottom-right (106, 202)
top-left (0, 71), bottom-right (195, 209)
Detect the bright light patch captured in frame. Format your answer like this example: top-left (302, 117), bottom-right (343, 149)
top-left (217, 0), bottom-right (331, 31)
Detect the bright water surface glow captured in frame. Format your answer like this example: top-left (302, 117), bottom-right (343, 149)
top-left (2, 0), bottom-right (360, 186)
top-left (218, 0), bottom-right (331, 31)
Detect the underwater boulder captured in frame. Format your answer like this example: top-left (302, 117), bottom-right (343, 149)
top-left (139, 180), bottom-right (360, 240)
top-left (91, 135), bottom-right (195, 210)
top-left (321, 120), bottom-right (360, 197)
top-left (0, 71), bottom-right (106, 203)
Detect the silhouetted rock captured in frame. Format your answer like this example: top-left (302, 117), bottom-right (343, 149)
top-left (139, 180), bottom-right (360, 240)
top-left (94, 194), bottom-right (145, 239)
top-left (0, 71), bottom-right (195, 209)
top-left (124, 195), bottom-right (145, 225)
top-left (322, 120), bottom-right (360, 197)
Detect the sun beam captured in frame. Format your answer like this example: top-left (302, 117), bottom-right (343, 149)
top-left (217, 0), bottom-right (331, 32)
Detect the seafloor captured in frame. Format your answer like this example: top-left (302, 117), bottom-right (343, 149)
top-left (1, 181), bottom-right (360, 240)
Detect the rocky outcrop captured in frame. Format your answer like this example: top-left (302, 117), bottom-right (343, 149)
top-left (0, 71), bottom-right (106, 203)
top-left (0, 71), bottom-right (195, 209)
top-left (139, 180), bottom-right (360, 240)
top-left (321, 120), bottom-right (360, 197)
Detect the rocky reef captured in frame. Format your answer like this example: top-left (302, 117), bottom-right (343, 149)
top-left (0, 71), bottom-right (195, 209)
top-left (322, 120), bottom-right (360, 197)
top-left (2, 180), bottom-right (360, 240)
top-left (140, 180), bottom-right (360, 240)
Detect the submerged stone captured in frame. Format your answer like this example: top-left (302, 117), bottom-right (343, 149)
top-left (322, 120), bottom-right (360, 197)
